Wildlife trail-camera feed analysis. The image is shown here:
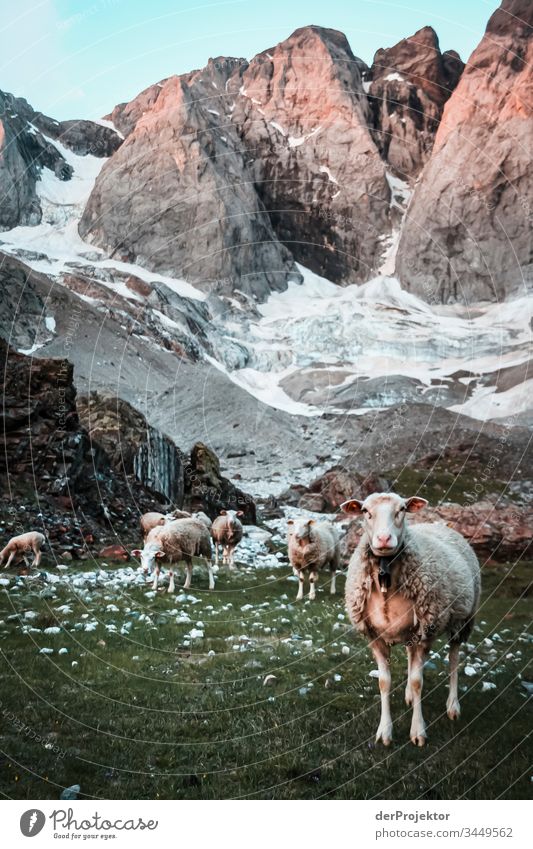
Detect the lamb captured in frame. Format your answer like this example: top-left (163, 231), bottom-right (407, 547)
top-left (287, 518), bottom-right (340, 600)
top-left (342, 492), bottom-right (481, 747)
top-left (211, 510), bottom-right (244, 568)
top-left (0, 531), bottom-right (46, 570)
top-left (132, 518), bottom-right (214, 592)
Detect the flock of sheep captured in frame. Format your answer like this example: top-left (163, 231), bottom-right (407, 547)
top-left (0, 492), bottom-right (481, 747)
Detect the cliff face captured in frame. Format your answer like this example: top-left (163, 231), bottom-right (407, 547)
top-left (231, 26), bottom-right (391, 283)
top-left (396, 0), bottom-right (533, 301)
top-left (79, 60), bottom-right (299, 302)
top-left (0, 90), bottom-right (121, 231)
top-left (368, 26), bottom-right (463, 178)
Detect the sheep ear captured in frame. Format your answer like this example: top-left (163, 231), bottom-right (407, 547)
top-left (341, 499), bottom-right (364, 515)
top-left (220, 509), bottom-right (227, 515)
top-left (155, 550), bottom-right (165, 559)
top-left (307, 519), bottom-right (315, 525)
top-left (405, 496), bottom-right (428, 513)
top-left (236, 510), bottom-right (244, 517)
top-left (131, 549), bottom-right (142, 557)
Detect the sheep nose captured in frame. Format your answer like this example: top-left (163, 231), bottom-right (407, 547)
top-left (376, 534), bottom-right (392, 547)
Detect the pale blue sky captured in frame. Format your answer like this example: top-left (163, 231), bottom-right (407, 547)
top-left (1, 0), bottom-right (498, 120)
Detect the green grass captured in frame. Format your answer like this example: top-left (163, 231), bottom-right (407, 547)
top-left (0, 558), bottom-right (531, 800)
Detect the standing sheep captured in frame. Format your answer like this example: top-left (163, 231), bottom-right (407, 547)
top-left (342, 492), bottom-right (481, 747)
top-left (0, 531), bottom-right (45, 570)
top-left (287, 518), bottom-right (340, 600)
top-left (132, 518), bottom-right (214, 592)
top-left (191, 511), bottom-right (212, 530)
top-left (211, 510), bottom-right (243, 568)
top-left (140, 512), bottom-right (166, 539)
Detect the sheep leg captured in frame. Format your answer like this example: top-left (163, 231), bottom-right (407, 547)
top-left (296, 571), bottom-right (305, 601)
top-left (152, 565), bottom-right (160, 591)
top-left (330, 569), bottom-right (337, 595)
top-left (4, 551), bottom-right (16, 569)
top-left (214, 544), bottom-right (219, 567)
top-left (408, 643), bottom-right (428, 746)
top-left (405, 644), bottom-right (413, 706)
top-left (446, 641), bottom-right (461, 720)
top-left (207, 558), bottom-right (215, 590)
top-left (168, 568), bottom-right (175, 594)
top-left (371, 639), bottom-right (393, 746)
top-left (309, 570), bottom-right (318, 601)
top-left (32, 548), bottom-right (42, 568)
top-left (183, 559), bottom-right (193, 590)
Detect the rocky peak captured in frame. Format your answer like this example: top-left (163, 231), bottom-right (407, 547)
top-left (368, 27), bottom-right (463, 177)
top-left (230, 25), bottom-right (390, 283)
top-left (396, 0), bottom-right (533, 301)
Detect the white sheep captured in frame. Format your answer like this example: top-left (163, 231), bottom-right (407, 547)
top-left (0, 531), bottom-right (45, 570)
top-left (342, 492), bottom-right (481, 747)
top-left (211, 510), bottom-right (244, 568)
top-left (132, 518), bottom-right (214, 592)
top-left (140, 509), bottom-right (191, 539)
top-left (191, 511), bottom-right (212, 530)
top-left (287, 518), bottom-right (340, 600)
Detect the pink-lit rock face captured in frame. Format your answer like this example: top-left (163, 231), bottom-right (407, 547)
top-left (396, 0), bottom-right (533, 302)
top-left (368, 26), bottom-right (463, 178)
top-left (232, 26), bottom-right (391, 283)
top-left (80, 59), bottom-right (298, 302)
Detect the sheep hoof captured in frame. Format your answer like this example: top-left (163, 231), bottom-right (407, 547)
top-left (447, 700), bottom-right (461, 721)
top-left (376, 725), bottom-right (393, 746)
top-left (410, 733), bottom-right (427, 747)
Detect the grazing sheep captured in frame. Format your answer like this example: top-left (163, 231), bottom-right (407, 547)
top-left (211, 510), bottom-right (243, 568)
top-left (0, 531), bottom-right (45, 570)
top-left (287, 518), bottom-right (340, 600)
top-left (342, 492), bottom-right (481, 747)
top-left (132, 518), bottom-right (214, 592)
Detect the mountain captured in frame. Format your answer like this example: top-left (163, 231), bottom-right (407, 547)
top-left (396, 0), bottom-right (533, 301)
top-left (0, 0), bottom-right (532, 503)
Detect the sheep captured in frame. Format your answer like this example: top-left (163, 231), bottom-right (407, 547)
top-left (0, 531), bottom-right (46, 570)
top-left (140, 509), bottom-right (191, 539)
top-left (132, 518), bottom-right (214, 592)
top-left (191, 511), bottom-right (212, 530)
top-left (342, 492), bottom-right (481, 747)
top-left (140, 512), bottom-right (166, 539)
top-left (211, 510), bottom-right (244, 568)
top-left (287, 518), bottom-right (340, 600)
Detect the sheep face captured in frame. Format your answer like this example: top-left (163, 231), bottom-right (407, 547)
top-left (341, 492), bottom-right (427, 556)
top-left (132, 542), bottom-right (164, 573)
top-left (289, 518), bottom-right (315, 547)
top-left (219, 509), bottom-right (244, 529)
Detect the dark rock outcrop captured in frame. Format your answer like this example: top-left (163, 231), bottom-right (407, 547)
top-left (368, 26), bottom-right (463, 177)
top-left (77, 392), bottom-right (186, 504)
top-left (396, 0), bottom-right (533, 301)
top-left (185, 442), bottom-right (256, 523)
top-left (232, 26), bottom-right (391, 282)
